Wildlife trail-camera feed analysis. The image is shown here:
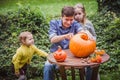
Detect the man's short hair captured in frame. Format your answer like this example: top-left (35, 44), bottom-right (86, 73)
top-left (61, 6), bottom-right (74, 17)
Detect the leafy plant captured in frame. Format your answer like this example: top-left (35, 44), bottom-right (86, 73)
top-left (90, 11), bottom-right (120, 73)
top-left (0, 4), bottom-right (50, 79)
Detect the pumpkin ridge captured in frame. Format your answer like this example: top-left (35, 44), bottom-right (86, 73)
top-left (69, 32), bottom-right (96, 57)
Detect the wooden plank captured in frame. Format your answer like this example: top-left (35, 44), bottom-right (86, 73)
top-left (71, 67), bottom-right (75, 80)
top-left (91, 66), bottom-right (99, 80)
top-left (59, 66), bottom-right (67, 80)
top-left (79, 68), bottom-right (85, 80)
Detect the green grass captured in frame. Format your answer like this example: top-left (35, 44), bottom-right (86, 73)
top-left (0, 0), bottom-right (98, 18)
top-left (28, 71), bottom-right (120, 80)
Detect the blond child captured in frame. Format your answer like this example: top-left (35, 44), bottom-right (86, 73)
top-left (74, 3), bottom-right (96, 40)
top-left (12, 31), bottom-right (48, 80)
top-left (74, 3), bottom-right (99, 80)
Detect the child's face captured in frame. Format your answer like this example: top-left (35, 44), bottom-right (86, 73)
top-left (25, 34), bottom-right (34, 46)
top-left (74, 8), bottom-right (84, 22)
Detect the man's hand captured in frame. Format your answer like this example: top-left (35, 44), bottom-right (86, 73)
top-left (64, 33), bottom-right (74, 40)
top-left (50, 33), bottom-right (74, 43)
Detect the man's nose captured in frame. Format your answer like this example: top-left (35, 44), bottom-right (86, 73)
top-left (67, 21), bottom-right (71, 24)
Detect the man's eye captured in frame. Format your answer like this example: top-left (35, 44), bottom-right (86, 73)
top-left (70, 19), bottom-right (73, 21)
top-left (66, 19), bottom-right (69, 21)
top-left (75, 13), bottom-right (77, 15)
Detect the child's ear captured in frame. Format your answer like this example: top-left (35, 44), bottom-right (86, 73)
top-left (21, 39), bottom-right (26, 44)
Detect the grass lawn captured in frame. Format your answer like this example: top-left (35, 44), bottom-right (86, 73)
top-left (28, 71), bottom-right (120, 80)
top-left (0, 0), bottom-right (98, 18)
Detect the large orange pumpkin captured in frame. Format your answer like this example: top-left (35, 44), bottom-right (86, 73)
top-left (69, 32), bottom-right (96, 57)
top-left (53, 46), bottom-right (67, 62)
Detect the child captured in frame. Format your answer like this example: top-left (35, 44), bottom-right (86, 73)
top-left (74, 3), bottom-right (96, 40)
top-left (74, 3), bottom-right (99, 80)
top-left (12, 31), bottom-right (48, 80)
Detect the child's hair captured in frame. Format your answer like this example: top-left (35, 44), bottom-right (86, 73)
top-left (74, 3), bottom-right (86, 25)
top-left (74, 3), bottom-right (85, 12)
top-left (19, 31), bottom-right (32, 43)
top-left (74, 3), bottom-right (85, 10)
top-left (61, 6), bottom-right (74, 17)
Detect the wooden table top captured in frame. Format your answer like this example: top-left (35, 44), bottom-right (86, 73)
top-left (47, 49), bottom-right (110, 67)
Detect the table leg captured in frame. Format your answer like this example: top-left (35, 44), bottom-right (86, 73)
top-left (91, 65), bottom-right (99, 80)
top-left (79, 68), bottom-right (85, 80)
top-left (71, 67), bottom-right (75, 80)
top-left (59, 66), bottom-right (67, 80)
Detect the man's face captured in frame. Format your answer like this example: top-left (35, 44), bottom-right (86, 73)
top-left (62, 15), bottom-right (74, 28)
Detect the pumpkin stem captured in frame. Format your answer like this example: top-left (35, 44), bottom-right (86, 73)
top-left (58, 46), bottom-right (62, 51)
top-left (81, 34), bottom-right (88, 40)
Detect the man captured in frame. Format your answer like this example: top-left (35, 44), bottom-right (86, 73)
top-left (43, 6), bottom-right (83, 80)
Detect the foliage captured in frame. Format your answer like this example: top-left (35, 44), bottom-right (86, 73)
top-left (0, 5), bottom-right (50, 79)
top-left (100, 70), bottom-right (120, 80)
top-left (90, 11), bottom-right (120, 73)
top-left (97, 0), bottom-right (120, 16)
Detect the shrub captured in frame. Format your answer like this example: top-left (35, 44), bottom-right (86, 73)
top-left (97, 0), bottom-right (120, 16)
top-left (90, 11), bottom-right (120, 73)
top-left (0, 5), bottom-right (50, 79)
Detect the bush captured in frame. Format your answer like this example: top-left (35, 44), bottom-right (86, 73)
top-left (97, 0), bottom-right (120, 16)
top-left (90, 11), bottom-right (120, 73)
top-left (0, 5), bottom-right (50, 79)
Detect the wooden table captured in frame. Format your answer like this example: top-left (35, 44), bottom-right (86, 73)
top-left (47, 49), bottom-right (110, 80)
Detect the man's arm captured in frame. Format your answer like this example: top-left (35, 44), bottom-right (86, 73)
top-left (50, 33), bottom-right (73, 43)
top-left (49, 20), bottom-right (74, 43)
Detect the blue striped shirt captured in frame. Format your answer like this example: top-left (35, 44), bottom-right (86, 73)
top-left (49, 20), bottom-right (83, 52)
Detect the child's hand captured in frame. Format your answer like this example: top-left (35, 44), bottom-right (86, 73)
top-left (81, 30), bottom-right (94, 40)
top-left (15, 72), bottom-right (20, 77)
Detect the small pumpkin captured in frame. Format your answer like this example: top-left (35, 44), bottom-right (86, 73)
top-left (96, 55), bottom-right (102, 63)
top-left (95, 49), bottom-right (105, 56)
top-left (90, 55), bottom-right (102, 63)
top-left (53, 46), bottom-right (67, 62)
top-left (69, 32), bottom-right (96, 57)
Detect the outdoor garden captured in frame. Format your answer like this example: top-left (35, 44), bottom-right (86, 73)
top-left (0, 0), bottom-right (120, 80)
